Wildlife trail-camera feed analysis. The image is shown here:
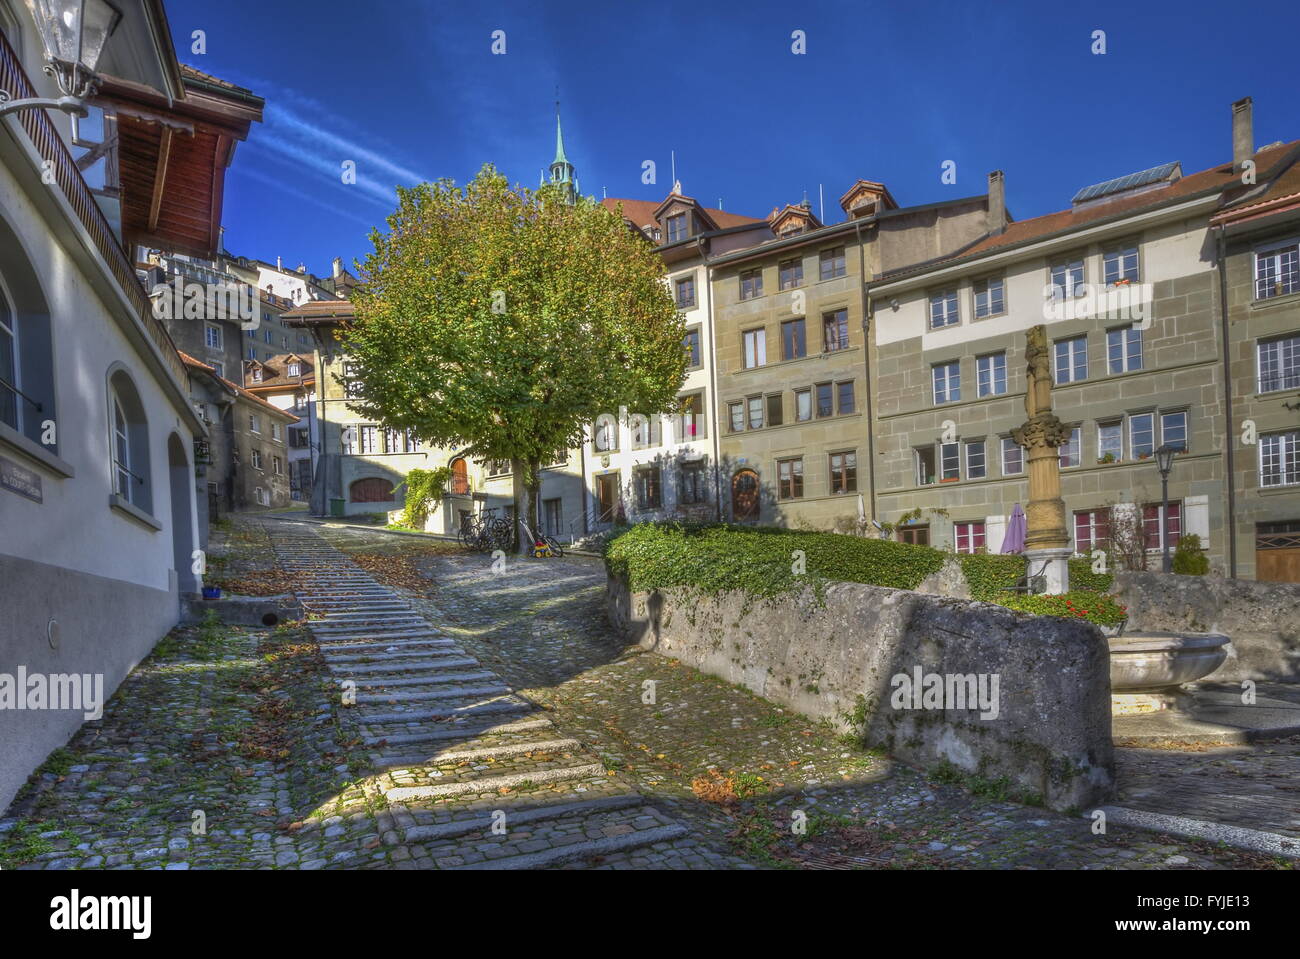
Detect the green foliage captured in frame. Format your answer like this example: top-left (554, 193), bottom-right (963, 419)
top-left (1068, 558), bottom-right (1114, 593)
top-left (1172, 533), bottom-right (1210, 576)
top-left (341, 165), bottom-right (687, 498)
top-left (958, 554), bottom-right (1027, 601)
top-left (604, 523), bottom-right (946, 599)
top-left (994, 591), bottom-right (1129, 626)
top-left (400, 467), bottom-right (451, 530)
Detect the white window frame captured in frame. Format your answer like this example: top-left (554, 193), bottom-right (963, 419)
top-left (204, 323), bottom-right (223, 350)
top-left (965, 439), bottom-right (986, 479)
top-left (742, 328), bottom-right (767, 369)
top-left (973, 277), bottom-right (1004, 318)
top-left (1097, 421), bottom-right (1123, 462)
top-left (1130, 412), bottom-right (1155, 459)
top-left (929, 290), bottom-right (959, 329)
top-left (1254, 239), bottom-right (1300, 300)
top-left (1257, 334), bottom-right (1300, 394)
top-left (1058, 427), bottom-right (1082, 469)
top-left (1107, 326), bottom-right (1143, 374)
top-left (1054, 336), bottom-right (1088, 384)
top-left (932, 361), bottom-right (960, 405)
top-left (1001, 437), bottom-right (1023, 476)
top-left (1260, 430), bottom-right (1300, 488)
top-left (976, 352), bottom-right (1006, 397)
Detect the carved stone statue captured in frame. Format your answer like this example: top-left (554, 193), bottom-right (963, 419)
top-left (1013, 325), bottom-right (1072, 587)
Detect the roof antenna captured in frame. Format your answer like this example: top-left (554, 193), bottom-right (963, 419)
top-left (671, 150), bottom-right (676, 189)
top-left (819, 184), bottom-right (824, 223)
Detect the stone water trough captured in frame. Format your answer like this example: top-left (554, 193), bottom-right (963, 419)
top-left (1108, 632), bottom-right (1230, 715)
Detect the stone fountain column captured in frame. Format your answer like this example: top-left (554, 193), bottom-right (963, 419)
top-left (1012, 325), bottom-right (1073, 594)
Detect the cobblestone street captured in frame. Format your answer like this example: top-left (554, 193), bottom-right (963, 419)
top-left (2, 517), bottom-right (1294, 870)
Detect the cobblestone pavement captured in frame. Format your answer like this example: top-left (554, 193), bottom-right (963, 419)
top-left (1, 516), bottom-right (1292, 870)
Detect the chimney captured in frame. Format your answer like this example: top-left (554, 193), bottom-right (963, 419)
top-left (987, 171), bottom-right (1006, 236)
top-left (332, 256), bottom-right (342, 278)
top-left (1232, 97), bottom-right (1254, 171)
top-left (276, 255), bottom-right (282, 270)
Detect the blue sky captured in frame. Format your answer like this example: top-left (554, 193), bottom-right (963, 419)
top-left (166, 0), bottom-right (1300, 279)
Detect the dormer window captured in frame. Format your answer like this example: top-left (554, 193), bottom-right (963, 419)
top-left (288, 362), bottom-right (301, 377)
top-left (666, 213), bottom-right (687, 244)
top-left (251, 368), bottom-right (262, 383)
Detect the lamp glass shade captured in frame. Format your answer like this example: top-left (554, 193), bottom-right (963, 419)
top-left (1155, 445), bottom-right (1176, 476)
top-left (23, 0), bottom-right (119, 73)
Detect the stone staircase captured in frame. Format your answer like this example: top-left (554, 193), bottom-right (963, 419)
top-left (267, 523), bottom-right (694, 869)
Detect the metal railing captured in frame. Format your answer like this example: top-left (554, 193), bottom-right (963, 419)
top-left (0, 32), bottom-right (187, 390)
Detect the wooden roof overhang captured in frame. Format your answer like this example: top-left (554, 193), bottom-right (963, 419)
top-left (93, 70), bottom-right (263, 258)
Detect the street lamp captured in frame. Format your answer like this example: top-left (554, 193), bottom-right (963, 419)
top-left (1154, 444), bottom-right (1177, 573)
top-left (0, 0), bottom-right (121, 119)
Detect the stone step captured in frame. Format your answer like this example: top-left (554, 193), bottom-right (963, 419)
top-left (355, 697), bottom-right (535, 725)
top-left (312, 628), bottom-right (443, 641)
top-left (351, 671), bottom-right (496, 689)
top-left (448, 824), bottom-right (689, 870)
top-left (317, 637), bottom-right (456, 653)
top-left (385, 762), bottom-right (607, 802)
top-left (355, 683), bottom-right (510, 705)
top-left (376, 738), bottom-right (581, 769)
top-left (328, 657), bottom-right (480, 676)
top-left (402, 794), bottom-right (645, 844)
top-left (323, 647), bottom-right (468, 665)
top-left (362, 717), bottom-right (553, 747)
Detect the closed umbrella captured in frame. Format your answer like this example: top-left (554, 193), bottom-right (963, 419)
top-left (1001, 504), bottom-right (1027, 554)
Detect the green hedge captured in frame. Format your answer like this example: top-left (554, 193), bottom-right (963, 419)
top-left (957, 554), bottom-right (1027, 601)
top-left (1068, 558), bottom-right (1114, 593)
top-left (604, 523), bottom-right (946, 599)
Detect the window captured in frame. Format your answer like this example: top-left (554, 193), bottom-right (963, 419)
top-left (1161, 410), bottom-right (1188, 452)
top-left (1054, 336), bottom-right (1088, 384)
top-left (666, 213), bottom-right (687, 244)
top-left (272, 423), bottom-right (281, 442)
top-left (676, 276), bottom-right (696, 309)
top-left (954, 522), bottom-right (986, 554)
top-left (898, 525), bottom-right (929, 546)
top-left (973, 277), bottom-right (1005, 318)
top-left (111, 395), bottom-right (133, 502)
top-left (1260, 431), bottom-right (1300, 487)
top-left (1103, 244), bottom-right (1140, 286)
top-left (819, 247), bottom-right (846, 281)
top-left (976, 353), bottom-right (1006, 397)
top-left (782, 318), bottom-right (807, 360)
top-left (342, 363), bottom-right (361, 398)
top-left (816, 382), bottom-right (834, 418)
top-left (247, 346), bottom-right (257, 361)
top-left (210, 361), bottom-right (224, 379)
top-left (837, 380), bottom-right (855, 415)
top-left (729, 402), bottom-right (745, 433)
top-left (740, 269), bottom-right (763, 300)
top-left (251, 448), bottom-right (263, 470)
top-left (766, 393), bottom-right (783, 427)
top-left (254, 486), bottom-right (268, 507)
top-left (1001, 438), bottom-right (1023, 476)
top-left (795, 388), bottom-right (812, 422)
top-left (288, 362), bottom-right (301, 377)
top-left (1050, 258), bottom-right (1085, 300)
top-left (594, 418), bottom-right (618, 452)
top-left (263, 328), bottom-right (273, 344)
top-left (940, 442), bottom-right (960, 481)
top-left (1107, 326), bottom-right (1143, 373)
top-left (829, 451), bottom-right (857, 494)
top-left (929, 290), bottom-right (959, 328)
top-left (1098, 421), bottom-right (1123, 462)
top-left (779, 258), bottom-right (803, 290)
top-left (1257, 335), bottom-right (1300, 393)
top-left (384, 427), bottom-right (402, 452)
top-left (778, 457), bottom-right (803, 499)
top-left (1143, 502), bottom-right (1181, 551)
top-left (635, 466), bottom-right (662, 510)
top-left (543, 498), bottom-right (563, 537)
top-left (487, 459), bottom-right (511, 477)
top-left (678, 393), bottom-right (705, 440)
top-left (1255, 241), bottom-right (1300, 299)
top-left (350, 478), bottom-right (396, 503)
top-left (915, 446), bottom-right (936, 486)
top-left (249, 413), bottom-right (260, 434)
top-left (273, 456), bottom-right (283, 475)
top-left (742, 328), bottom-right (767, 368)
top-left (205, 324), bottom-right (223, 350)
top-left (680, 463), bottom-right (706, 504)
top-left (1130, 412), bottom-right (1155, 459)
top-left (360, 426), bottom-right (378, 454)
top-left (1074, 510), bottom-right (1111, 556)
top-left (1059, 427), bottom-right (1082, 468)
top-left (407, 430), bottom-right (422, 452)
top-left (250, 367), bottom-right (263, 383)
top-left (965, 440), bottom-right (986, 479)
top-left (932, 361), bottom-right (960, 404)
top-left (341, 426), bottom-right (357, 455)
top-left (822, 309), bottom-right (849, 352)
top-left (747, 396), bottom-right (764, 430)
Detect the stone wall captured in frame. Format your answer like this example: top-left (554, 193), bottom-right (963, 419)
top-left (1113, 571), bottom-right (1300, 682)
top-left (607, 574), bottom-right (1115, 811)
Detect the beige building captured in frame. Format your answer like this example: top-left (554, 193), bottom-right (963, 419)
top-left (708, 179), bottom-right (997, 528)
top-left (867, 100), bottom-right (1300, 579)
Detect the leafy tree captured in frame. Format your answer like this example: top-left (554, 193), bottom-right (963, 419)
top-left (1171, 533), bottom-right (1210, 575)
top-left (342, 165), bottom-right (686, 548)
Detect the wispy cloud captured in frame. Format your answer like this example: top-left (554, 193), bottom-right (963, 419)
top-left (229, 165), bottom-right (382, 231)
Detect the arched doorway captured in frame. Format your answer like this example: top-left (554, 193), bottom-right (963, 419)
top-left (732, 469), bottom-right (760, 523)
top-left (168, 434), bottom-right (198, 594)
top-left (350, 477), bottom-right (395, 503)
top-left (449, 457), bottom-right (469, 495)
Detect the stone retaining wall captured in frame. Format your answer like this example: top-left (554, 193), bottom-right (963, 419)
top-left (607, 574), bottom-right (1115, 812)
top-left (1112, 572), bottom-right (1300, 682)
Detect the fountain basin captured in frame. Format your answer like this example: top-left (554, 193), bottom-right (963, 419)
top-left (1108, 632), bottom-right (1230, 715)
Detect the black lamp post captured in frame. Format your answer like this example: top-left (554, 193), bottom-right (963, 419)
top-left (1154, 445), bottom-right (1177, 573)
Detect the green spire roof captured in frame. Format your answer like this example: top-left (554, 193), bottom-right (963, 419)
top-left (554, 104), bottom-right (569, 167)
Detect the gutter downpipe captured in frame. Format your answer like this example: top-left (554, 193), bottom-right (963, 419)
top-left (1215, 224), bottom-right (1239, 578)
top-left (702, 236), bottom-right (724, 522)
top-left (856, 219), bottom-right (878, 523)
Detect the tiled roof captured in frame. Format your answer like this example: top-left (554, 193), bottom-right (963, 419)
top-left (281, 299), bottom-right (356, 324)
top-left (1213, 150), bottom-right (1300, 224)
top-left (882, 141), bottom-right (1300, 280)
top-left (180, 351), bottom-right (299, 421)
top-left (600, 197), bottom-right (762, 232)
top-left (245, 354), bottom-right (315, 391)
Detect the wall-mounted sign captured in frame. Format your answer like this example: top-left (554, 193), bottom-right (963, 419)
top-left (0, 455), bottom-right (43, 503)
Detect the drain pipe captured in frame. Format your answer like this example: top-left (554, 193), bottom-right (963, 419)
top-left (1215, 224), bottom-right (1239, 578)
top-left (856, 219), bottom-right (878, 522)
top-left (701, 236), bottom-right (724, 522)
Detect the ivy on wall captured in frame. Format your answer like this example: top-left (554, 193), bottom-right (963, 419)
top-left (399, 467), bottom-right (451, 530)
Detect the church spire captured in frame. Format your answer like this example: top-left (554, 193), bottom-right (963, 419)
top-left (548, 90), bottom-right (578, 204)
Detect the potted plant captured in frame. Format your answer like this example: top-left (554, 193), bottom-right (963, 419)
top-left (202, 585), bottom-right (222, 601)
top-left (1097, 452), bottom-right (1117, 465)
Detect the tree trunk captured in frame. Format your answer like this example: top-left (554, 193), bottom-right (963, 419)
top-left (522, 459), bottom-right (542, 556)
